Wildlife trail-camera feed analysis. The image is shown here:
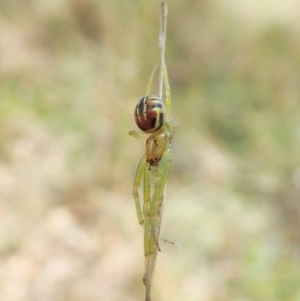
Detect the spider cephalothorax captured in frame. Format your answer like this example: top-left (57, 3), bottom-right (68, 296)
top-left (134, 94), bottom-right (165, 133)
top-left (145, 130), bottom-right (166, 167)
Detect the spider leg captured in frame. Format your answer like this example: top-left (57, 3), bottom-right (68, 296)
top-left (161, 63), bottom-right (171, 120)
top-left (143, 162), bottom-right (151, 256)
top-left (165, 120), bottom-right (178, 142)
top-left (146, 63), bottom-right (159, 94)
top-left (132, 155), bottom-right (147, 225)
top-left (143, 145), bottom-right (172, 300)
top-left (148, 146), bottom-right (172, 254)
top-left (129, 130), bottom-right (147, 141)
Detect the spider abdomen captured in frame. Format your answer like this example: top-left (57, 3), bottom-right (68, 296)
top-left (134, 94), bottom-right (165, 133)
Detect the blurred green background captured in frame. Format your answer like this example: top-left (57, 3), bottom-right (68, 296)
top-left (1, 0), bottom-right (300, 300)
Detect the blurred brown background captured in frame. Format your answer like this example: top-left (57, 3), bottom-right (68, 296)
top-left (0, 0), bottom-right (300, 300)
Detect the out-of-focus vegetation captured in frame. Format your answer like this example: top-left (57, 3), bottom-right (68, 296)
top-left (0, 0), bottom-right (300, 300)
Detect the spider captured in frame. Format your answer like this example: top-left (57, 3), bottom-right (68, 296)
top-left (129, 4), bottom-right (176, 300)
top-left (129, 68), bottom-right (177, 301)
top-left (129, 34), bottom-right (177, 301)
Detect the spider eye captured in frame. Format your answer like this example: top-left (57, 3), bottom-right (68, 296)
top-left (151, 103), bottom-right (163, 109)
top-left (134, 94), bottom-right (165, 133)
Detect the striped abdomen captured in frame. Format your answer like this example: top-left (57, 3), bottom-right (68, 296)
top-left (134, 94), bottom-right (165, 133)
